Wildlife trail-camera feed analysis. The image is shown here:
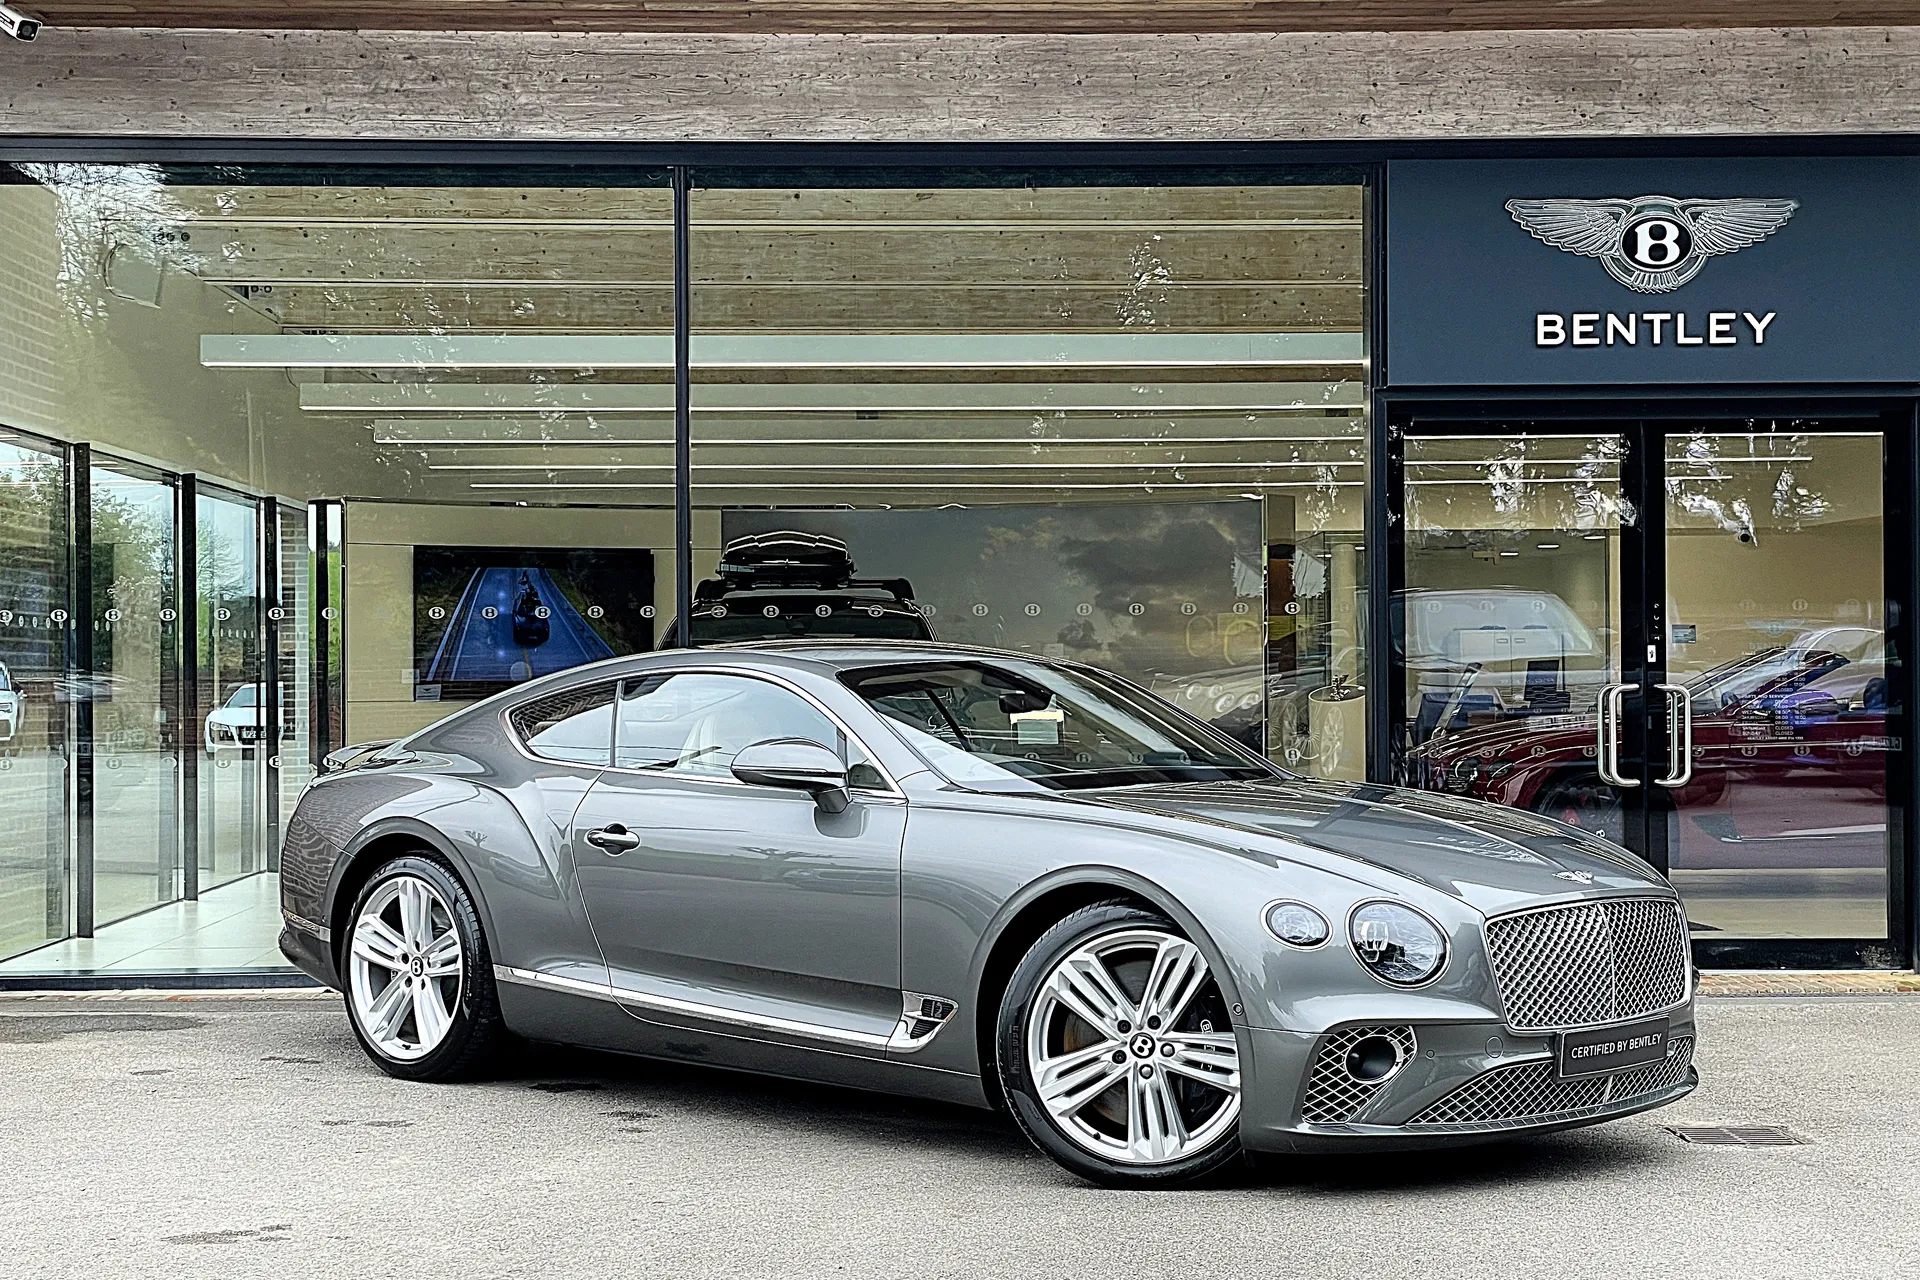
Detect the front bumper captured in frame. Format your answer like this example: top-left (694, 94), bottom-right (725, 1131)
top-left (1238, 1005), bottom-right (1698, 1154)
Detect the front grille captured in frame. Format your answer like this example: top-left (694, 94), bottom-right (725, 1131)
top-left (1410, 1035), bottom-right (1694, 1127)
top-left (1485, 897), bottom-right (1690, 1032)
top-left (1300, 1025), bottom-right (1417, 1124)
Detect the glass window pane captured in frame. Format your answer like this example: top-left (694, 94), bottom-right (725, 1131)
top-left (91, 460), bottom-right (180, 927)
top-left (686, 179), bottom-right (1370, 777)
top-left (615, 673), bottom-right (848, 776)
top-left (0, 431), bottom-right (69, 961)
top-left (197, 489), bottom-right (265, 892)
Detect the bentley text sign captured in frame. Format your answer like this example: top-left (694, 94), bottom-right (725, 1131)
top-left (1386, 159), bottom-right (1920, 385)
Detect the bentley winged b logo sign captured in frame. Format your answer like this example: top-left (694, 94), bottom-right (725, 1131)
top-left (1505, 195), bottom-right (1799, 293)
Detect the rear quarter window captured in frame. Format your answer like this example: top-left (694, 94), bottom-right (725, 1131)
top-left (509, 684), bottom-right (616, 766)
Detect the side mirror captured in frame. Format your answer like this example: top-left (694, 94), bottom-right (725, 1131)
top-left (730, 738), bottom-right (852, 813)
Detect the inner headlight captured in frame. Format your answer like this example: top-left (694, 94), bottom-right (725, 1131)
top-left (1348, 902), bottom-right (1448, 986)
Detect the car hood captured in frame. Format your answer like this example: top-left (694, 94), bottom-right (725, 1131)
top-left (1406, 715), bottom-right (1591, 764)
top-left (1061, 777), bottom-right (1669, 915)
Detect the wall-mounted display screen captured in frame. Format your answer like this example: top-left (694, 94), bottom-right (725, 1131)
top-left (412, 547), bottom-right (654, 700)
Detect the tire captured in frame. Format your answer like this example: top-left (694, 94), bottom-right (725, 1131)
top-left (340, 853), bottom-right (509, 1082)
top-left (996, 901), bottom-right (1244, 1188)
top-left (1536, 774), bottom-right (1625, 844)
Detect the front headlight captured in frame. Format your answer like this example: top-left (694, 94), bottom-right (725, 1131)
top-left (1349, 901), bottom-right (1448, 986)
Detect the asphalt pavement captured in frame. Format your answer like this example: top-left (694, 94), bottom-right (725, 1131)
top-left (1, 992), bottom-right (1916, 1279)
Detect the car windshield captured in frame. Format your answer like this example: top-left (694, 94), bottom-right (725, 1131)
top-left (225, 686), bottom-right (258, 708)
top-left (841, 659), bottom-right (1275, 792)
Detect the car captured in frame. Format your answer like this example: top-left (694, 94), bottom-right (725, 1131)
top-left (279, 640), bottom-right (1698, 1187)
top-left (0, 661), bottom-right (19, 745)
top-left (205, 682), bottom-right (294, 754)
top-left (1407, 633), bottom-right (1893, 841)
top-left (666, 531), bottom-right (936, 645)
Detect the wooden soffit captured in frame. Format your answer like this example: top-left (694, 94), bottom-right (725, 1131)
top-left (17, 2), bottom-right (1920, 35)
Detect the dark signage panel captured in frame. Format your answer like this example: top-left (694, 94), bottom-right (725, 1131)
top-left (1385, 158), bottom-right (1920, 386)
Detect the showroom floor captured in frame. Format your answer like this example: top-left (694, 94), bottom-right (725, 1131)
top-left (0, 872), bottom-right (292, 977)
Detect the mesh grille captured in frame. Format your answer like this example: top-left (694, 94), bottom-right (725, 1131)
top-left (1411, 1035), bottom-right (1694, 1127)
top-left (1300, 1025), bottom-right (1417, 1124)
top-left (1485, 897), bottom-right (1690, 1032)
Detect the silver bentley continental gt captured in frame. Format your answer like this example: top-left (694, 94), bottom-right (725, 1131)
top-left (280, 641), bottom-right (1698, 1187)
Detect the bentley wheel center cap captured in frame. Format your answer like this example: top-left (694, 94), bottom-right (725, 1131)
top-left (410, 959), bottom-right (424, 977)
top-left (1130, 1033), bottom-right (1156, 1058)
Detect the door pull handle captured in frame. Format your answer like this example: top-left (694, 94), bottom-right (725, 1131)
top-left (585, 824), bottom-right (641, 854)
top-left (1654, 683), bottom-right (1694, 788)
top-left (1595, 682), bottom-right (1641, 788)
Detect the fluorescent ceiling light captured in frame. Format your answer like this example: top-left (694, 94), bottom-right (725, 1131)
top-left (465, 480), bottom-right (1364, 492)
top-left (373, 419), bottom-right (1369, 448)
top-left (206, 331), bottom-right (1366, 370)
top-left (426, 460), bottom-right (1365, 472)
top-left (305, 381), bottom-right (1367, 415)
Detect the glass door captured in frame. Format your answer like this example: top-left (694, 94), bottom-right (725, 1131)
top-left (1660, 427), bottom-right (1894, 951)
top-left (1397, 424), bottom-right (1640, 844)
top-left (1394, 414), bottom-right (1903, 963)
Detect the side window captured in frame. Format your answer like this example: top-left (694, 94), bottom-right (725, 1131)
top-left (616, 672), bottom-right (884, 787)
top-left (509, 684), bottom-right (615, 766)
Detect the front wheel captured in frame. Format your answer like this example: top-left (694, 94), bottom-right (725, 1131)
top-left (996, 902), bottom-right (1243, 1187)
top-left (342, 854), bottom-right (508, 1081)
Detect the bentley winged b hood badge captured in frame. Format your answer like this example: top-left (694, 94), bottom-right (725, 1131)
top-left (1505, 195), bottom-right (1799, 294)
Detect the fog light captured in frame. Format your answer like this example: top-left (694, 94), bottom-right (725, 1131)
top-left (1345, 1034), bottom-right (1404, 1083)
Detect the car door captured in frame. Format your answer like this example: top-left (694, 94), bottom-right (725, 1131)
top-left (569, 669), bottom-right (906, 1048)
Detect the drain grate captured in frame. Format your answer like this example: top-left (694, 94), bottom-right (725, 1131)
top-left (1663, 1124), bottom-right (1810, 1146)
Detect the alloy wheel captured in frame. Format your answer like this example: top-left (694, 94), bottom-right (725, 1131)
top-left (348, 874), bottom-right (464, 1061)
top-left (1024, 927), bottom-right (1241, 1166)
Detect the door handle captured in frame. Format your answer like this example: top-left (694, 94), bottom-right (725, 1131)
top-left (585, 824), bottom-right (641, 854)
top-left (1654, 683), bottom-right (1694, 788)
top-left (1595, 682), bottom-right (1641, 788)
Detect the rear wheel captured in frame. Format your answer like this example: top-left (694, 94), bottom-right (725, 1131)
top-left (1537, 774), bottom-right (1625, 843)
top-left (996, 902), bottom-right (1243, 1187)
top-left (342, 854), bottom-right (508, 1081)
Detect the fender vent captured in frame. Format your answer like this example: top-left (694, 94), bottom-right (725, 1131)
top-left (887, 992), bottom-right (957, 1051)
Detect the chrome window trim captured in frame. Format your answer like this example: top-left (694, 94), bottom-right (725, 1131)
top-left (1344, 898), bottom-right (1452, 990)
top-left (494, 964), bottom-right (896, 1049)
top-left (600, 664), bottom-right (905, 796)
top-left (1481, 894), bottom-right (1694, 1033)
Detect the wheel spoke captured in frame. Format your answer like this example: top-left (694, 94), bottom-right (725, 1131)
top-left (1126, 1067), bottom-right (1188, 1163)
top-left (397, 879), bottom-right (431, 950)
top-left (1161, 1031), bottom-right (1241, 1093)
top-left (366, 971), bottom-right (413, 1043)
top-left (1138, 937), bottom-right (1209, 1030)
top-left (412, 981), bottom-right (452, 1048)
top-left (1034, 1041), bottom-right (1129, 1118)
top-left (1047, 954), bottom-right (1133, 1040)
top-left (420, 930), bottom-right (462, 978)
top-left (351, 916), bottom-right (407, 971)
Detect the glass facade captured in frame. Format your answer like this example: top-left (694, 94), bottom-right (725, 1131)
top-left (686, 180), bottom-right (1369, 779)
top-left (0, 158), bottom-right (1907, 978)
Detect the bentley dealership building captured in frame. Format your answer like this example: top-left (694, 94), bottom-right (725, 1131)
top-left (0, 6), bottom-right (1915, 983)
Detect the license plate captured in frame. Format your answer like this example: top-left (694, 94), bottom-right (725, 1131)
top-left (1557, 1016), bottom-right (1671, 1079)
top-left (238, 727), bottom-right (260, 741)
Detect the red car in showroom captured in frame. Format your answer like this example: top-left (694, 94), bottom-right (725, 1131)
top-left (1406, 635), bottom-right (1893, 845)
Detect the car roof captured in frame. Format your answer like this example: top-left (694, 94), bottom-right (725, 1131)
top-left (701, 638), bottom-right (1060, 671)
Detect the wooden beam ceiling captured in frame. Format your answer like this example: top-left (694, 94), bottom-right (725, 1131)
top-left (20, 1), bottom-right (1920, 33)
top-left (119, 183), bottom-right (1363, 334)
